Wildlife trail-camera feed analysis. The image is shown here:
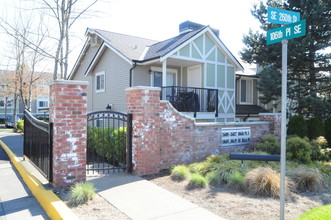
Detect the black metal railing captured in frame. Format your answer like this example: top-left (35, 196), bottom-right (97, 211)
top-left (86, 111), bottom-right (132, 175)
top-left (23, 109), bottom-right (53, 181)
top-left (161, 86), bottom-right (218, 117)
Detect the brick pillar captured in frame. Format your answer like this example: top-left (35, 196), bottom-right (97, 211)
top-left (260, 113), bottom-right (282, 138)
top-left (126, 86), bottom-right (161, 175)
top-left (49, 80), bottom-right (88, 189)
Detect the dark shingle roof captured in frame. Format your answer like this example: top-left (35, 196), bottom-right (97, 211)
top-left (92, 29), bottom-right (158, 60)
top-left (143, 27), bottom-right (205, 60)
top-left (236, 105), bottom-right (269, 115)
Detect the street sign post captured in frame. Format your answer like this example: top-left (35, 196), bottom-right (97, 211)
top-left (268, 7), bottom-right (300, 24)
top-left (266, 7), bottom-right (306, 220)
top-left (267, 19), bottom-right (306, 45)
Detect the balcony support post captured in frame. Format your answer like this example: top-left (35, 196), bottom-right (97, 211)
top-left (162, 60), bottom-right (167, 87)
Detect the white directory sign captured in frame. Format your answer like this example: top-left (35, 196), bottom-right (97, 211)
top-left (221, 127), bottom-right (251, 147)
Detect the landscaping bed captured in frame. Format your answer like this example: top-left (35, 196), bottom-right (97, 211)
top-left (145, 166), bottom-right (331, 220)
top-left (146, 133), bottom-right (331, 220)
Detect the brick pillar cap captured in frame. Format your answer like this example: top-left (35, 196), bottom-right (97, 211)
top-left (126, 86), bottom-right (161, 92)
top-left (49, 80), bottom-right (89, 86)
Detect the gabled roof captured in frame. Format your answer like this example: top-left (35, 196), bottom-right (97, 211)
top-left (88, 29), bottom-right (158, 60)
top-left (143, 26), bottom-right (244, 71)
top-left (143, 28), bottom-right (203, 60)
top-left (69, 24), bottom-right (245, 78)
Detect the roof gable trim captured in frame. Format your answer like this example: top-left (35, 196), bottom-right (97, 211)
top-left (160, 27), bottom-right (244, 71)
top-left (68, 38), bottom-right (90, 80)
top-left (85, 41), bottom-right (133, 76)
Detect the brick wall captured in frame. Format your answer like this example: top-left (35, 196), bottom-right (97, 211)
top-left (259, 113), bottom-right (282, 138)
top-left (126, 87), bottom-right (281, 176)
top-left (49, 80), bottom-right (88, 189)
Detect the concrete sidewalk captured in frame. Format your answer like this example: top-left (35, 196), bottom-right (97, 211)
top-left (89, 173), bottom-right (225, 220)
top-left (0, 131), bottom-right (49, 220)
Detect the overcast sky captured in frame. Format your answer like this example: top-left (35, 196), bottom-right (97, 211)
top-left (0, 0), bottom-right (262, 72)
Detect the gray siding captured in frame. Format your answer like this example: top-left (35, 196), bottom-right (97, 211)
top-left (91, 49), bottom-right (131, 113)
top-left (71, 45), bottom-right (100, 111)
top-left (132, 66), bottom-right (151, 86)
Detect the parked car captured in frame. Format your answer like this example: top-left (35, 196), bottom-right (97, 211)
top-left (5, 116), bottom-right (20, 128)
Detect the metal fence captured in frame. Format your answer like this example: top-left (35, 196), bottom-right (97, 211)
top-left (161, 86), bottom-right (219, 117)
top-left (23, 109), bottom-right (53, 181)
top-left (87, 111), bottom-right (132, 175)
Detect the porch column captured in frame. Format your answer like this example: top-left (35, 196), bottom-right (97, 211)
top-left (162, 59), bottom-right (167, 87)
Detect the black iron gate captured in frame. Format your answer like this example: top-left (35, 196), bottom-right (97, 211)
top-left (24, 109), bottom-right (53, 181)
top-left (86, 111), bottom-right (132, 175)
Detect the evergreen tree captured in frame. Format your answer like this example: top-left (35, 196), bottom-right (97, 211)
top-left (325, 117), bottom-right (331, 146)
top-left (307, 116), bottom-right (325, 139)
top-left (287, 115), bottom-right (308, 138)
top-left (241, 0), bottom-right (331, 117)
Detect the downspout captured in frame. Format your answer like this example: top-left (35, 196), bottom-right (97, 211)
top-left (129, 62), bottom-right (137, 87)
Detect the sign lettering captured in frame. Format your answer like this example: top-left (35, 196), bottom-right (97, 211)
top-left (268, 7), bottom-right (300, 24)
top-left (267, 19), bottom-right (306, 45)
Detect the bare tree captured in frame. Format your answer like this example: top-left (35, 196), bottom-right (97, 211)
top-left (0, 70), bottom-right (16, 119)
top-left (36, 0), bottom-right (98, 80)
top-left (0, 6), bottom-right (50, 129)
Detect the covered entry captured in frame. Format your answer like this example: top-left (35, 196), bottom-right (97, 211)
top-left (86, 110), bottom-right (132, 175)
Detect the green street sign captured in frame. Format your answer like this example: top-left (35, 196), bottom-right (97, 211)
top-left (268, 7), bottom-right (300, 24)
top-left (267, 19), bottom-right (306, 45)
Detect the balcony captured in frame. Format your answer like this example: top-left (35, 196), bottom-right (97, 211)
top-left (161, 86), bottom-right (218, 118)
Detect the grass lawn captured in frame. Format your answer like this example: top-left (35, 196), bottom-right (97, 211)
top-left (296, 204), bottom-right (331, 220)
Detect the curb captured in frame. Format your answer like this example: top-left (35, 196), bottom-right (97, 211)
top-left (0, 139), bottom-right (78, 220)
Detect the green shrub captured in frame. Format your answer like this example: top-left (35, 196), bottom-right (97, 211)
top-left (255, 134), bottom-right (280, 155)
top-left (325, 117), bottom-right (331, 147)
top-left (87, 126), bottom-right (126, 164)
top-left (188, 173), bottom-right (208, 188)
top-left (206, 170), bottom-right (224, 185)
top-left (286, 136), bottom-right (312, 163)
top-left (287, 115), bottom-right (308, 138)
top-left (310, 144), bottom-right (324, 161)
top-left (289, 166), bottom-right (325, 192)
top-left (188, 162), bottom-right (210, 175)
top-left (205, 154), bottom-right (229, 163)
top-left (171, 165), bottom-right (190, 181)
top-left (69, 182), bottom-right (96, 206)
top-left (307, 116), bottom-right (324, 140)
top-left (228, 171), bottom-right (246, 190)
top-left (17, 119), bottom-right (24, 131)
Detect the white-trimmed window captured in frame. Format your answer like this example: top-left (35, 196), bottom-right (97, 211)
top-left (37, 98), bottom-right (49, 113)
top-left (240, 79), bottom-right (253, 104)
top-left (0, 99), bottom-right (4, 108)
top-left (96, 71), bottom-right (105, 93)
